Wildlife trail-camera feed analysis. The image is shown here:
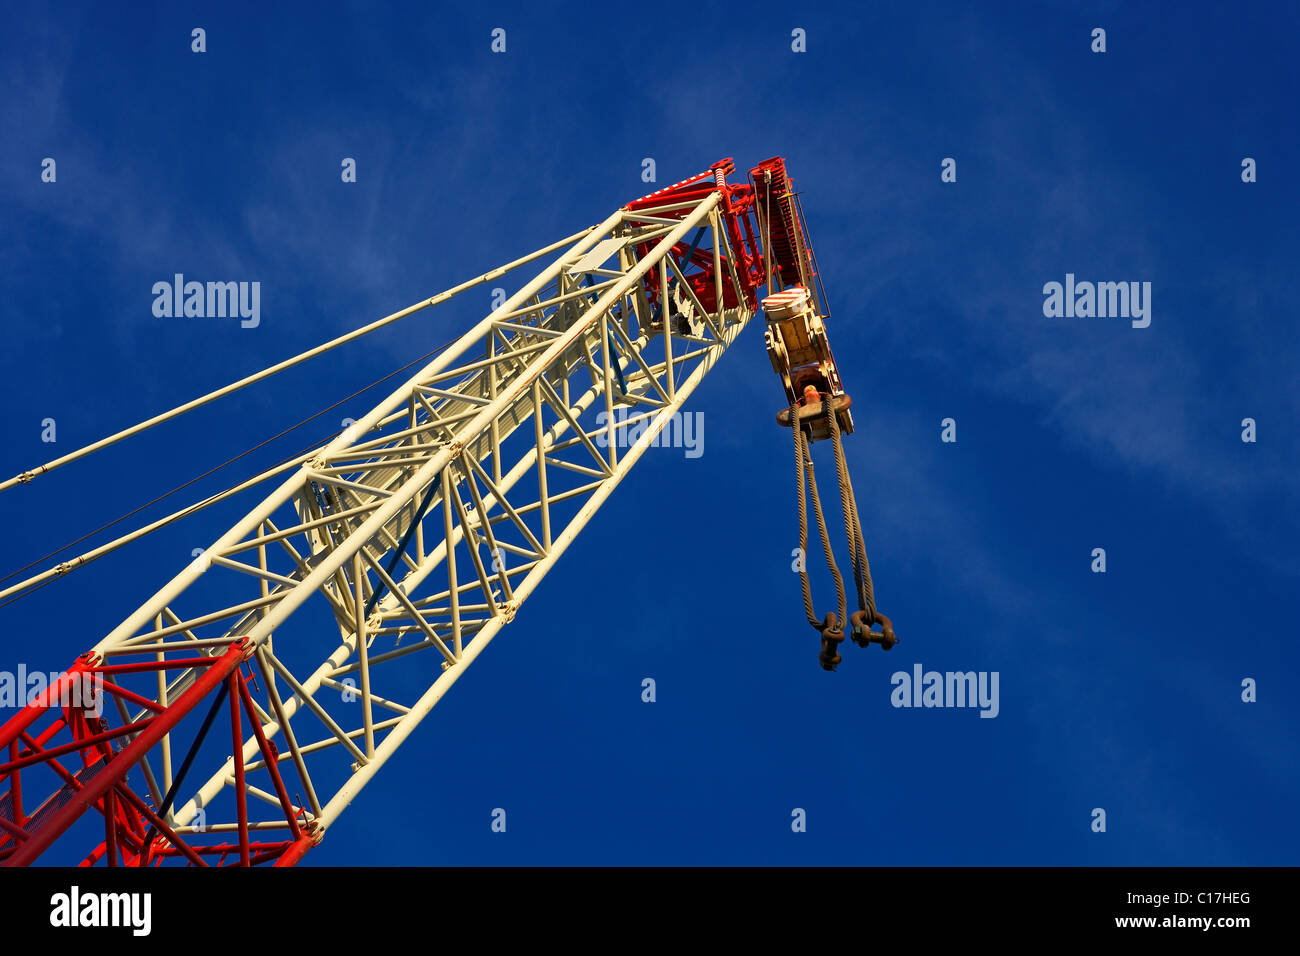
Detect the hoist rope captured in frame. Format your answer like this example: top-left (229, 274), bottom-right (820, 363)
top-left (791, 393), bottom-right (893, 668)
top-left (825, 398), bottom-right (876, 620)
top-left (792, 399), bottom-right (845, 629)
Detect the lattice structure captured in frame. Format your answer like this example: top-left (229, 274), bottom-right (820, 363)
top-left (0, 158), bottom-right (779, 866)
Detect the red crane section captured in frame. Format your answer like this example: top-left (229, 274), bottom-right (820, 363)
top-left (625, 158), bottom-right (765, 320)
top-left (749, 156), bottom-right (827, 315)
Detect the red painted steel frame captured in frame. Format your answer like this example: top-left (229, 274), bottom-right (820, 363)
top-left (0, 643), bottom-right (314, 866)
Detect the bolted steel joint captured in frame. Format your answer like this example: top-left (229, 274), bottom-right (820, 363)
top-left (850, 609), bottom-right (898, 650)
top-left (818, 612), bottom-right (844, 671)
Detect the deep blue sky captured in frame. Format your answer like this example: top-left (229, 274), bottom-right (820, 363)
top-left (1, 1), bottom-right (1296, 865)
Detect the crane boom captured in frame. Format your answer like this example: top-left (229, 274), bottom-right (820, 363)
top-left (0, 161), bottom-right (771, 866)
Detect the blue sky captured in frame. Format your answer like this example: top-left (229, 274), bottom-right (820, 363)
top-left (1, 1), bottom-right (1296, 865)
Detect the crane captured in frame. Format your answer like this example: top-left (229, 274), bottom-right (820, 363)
top-left (0, 156), bottom-right (891, 866)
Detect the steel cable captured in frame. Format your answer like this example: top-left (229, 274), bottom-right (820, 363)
top-left (824, 398), bottom-right (877, 620)
top-left (0, 338), bottom-right (459, 603)
top-left (791, 400), bottom-right (846, 630)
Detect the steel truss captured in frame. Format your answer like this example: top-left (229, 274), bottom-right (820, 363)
top-left (1, 166), bottom-right (764, 866)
